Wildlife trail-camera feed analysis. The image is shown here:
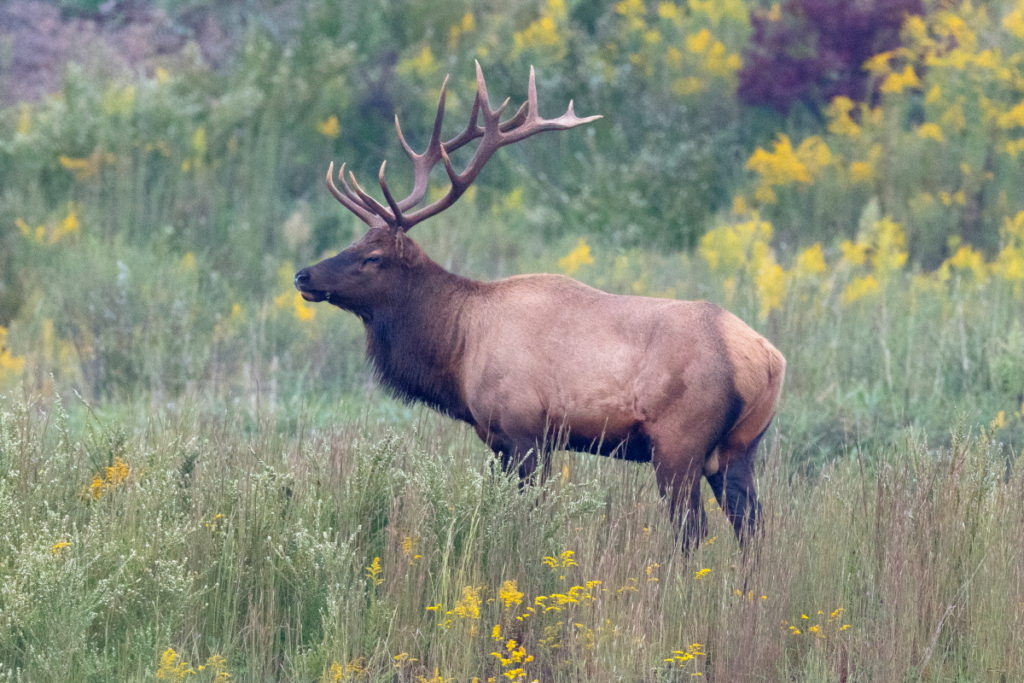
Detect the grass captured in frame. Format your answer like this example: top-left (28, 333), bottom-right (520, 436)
top-left (0, 390), bottom-right (1020, 681)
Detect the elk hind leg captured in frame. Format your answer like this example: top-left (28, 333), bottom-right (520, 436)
top-left (706, 432), bottom-right (765, 544)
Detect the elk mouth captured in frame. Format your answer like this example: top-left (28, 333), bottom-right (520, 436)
top-left (298, 289), bottom-right (328, 303)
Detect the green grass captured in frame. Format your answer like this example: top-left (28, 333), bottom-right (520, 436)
top-left (0, 392), bottom-right (1020, 681)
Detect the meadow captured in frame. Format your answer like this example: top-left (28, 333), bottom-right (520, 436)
top-left (2, 0), bottom-right (1024, 680)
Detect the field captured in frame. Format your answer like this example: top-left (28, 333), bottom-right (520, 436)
top-left (2, 0), bottom-right (1024, 680)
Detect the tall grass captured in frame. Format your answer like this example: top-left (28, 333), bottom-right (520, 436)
top-left (0, 392), bottom-right (1020, 681)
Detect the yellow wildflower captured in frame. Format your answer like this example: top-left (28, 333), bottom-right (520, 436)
top-left (699, 215), bottom-right (774, 274)
top-left (316, 115), bottom-right (342, 139)
top-left (841, 274), bottom-right (881, 304)
top-left (826, 96), bottom-right (861, 137)
top-left (657, 2), bottom-right (682, 23)
top-left (51, 541), bottom-right (72, 555)
top-left (671, 77), bottom-right (705, 96)
top-left (0, 326), bottom-right (26, 377)
top-left (398, 45), bottom-right (438, 80)
top-left (102, 84), bottom-right (136, 116)
top-left (155, 648), bottom-right (195, 681)
top-left (365, 556), bottom-right (384, 586)
top-left (996, 101), bottom-right (1024, 129)
top-left (879, 65), bottom-right (920, 94)
top-left (542, 549), bottom-right (579, 568)
top-left (558, 239), bottom-right (594, 274)
top-left (916, 122), bottom-right (944, 142)
top-left (864, 50), bottom-right (896, 75)
top-left (448, 585), bottom-right (482, 620)
top-left (693, 567), bottom-right (712, 580)
top-left (687, 29), bottom-right (713, 54)
top-left (941, 244), bottom-right (988, 282)
top-left (792, 244), bottom-right (827, 278)
top-left (59, 150), bottom-right (113, 181)
top-left (849, 160), bottom-right (875, 184)
top-left (746, 134), bottom-right (811, 186)
top-left (16, 104), bottom-right (32, 135)
top-left (513, 0), bottom-right (568, 60)
top-left (499, 580), bottom-right (524, 607)
top-left (1005, 3), bottom-right (1024, 39)
top-left (756, 260), bottom-right (786, 319)
top-left (871, 216), bottom-right (908, 275)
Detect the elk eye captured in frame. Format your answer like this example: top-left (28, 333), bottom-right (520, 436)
top-left (362, 255), bottom-right (382, 266)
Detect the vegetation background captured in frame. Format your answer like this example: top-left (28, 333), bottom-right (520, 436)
top-left (1, 0), bottom-right (1023, 680)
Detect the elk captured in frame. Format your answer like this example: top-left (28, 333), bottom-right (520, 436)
top-left (294, 63), bottom-right (785, 548)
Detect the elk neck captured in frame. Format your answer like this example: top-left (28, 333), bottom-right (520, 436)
top-left (363, 255), bottom-right (479, 424)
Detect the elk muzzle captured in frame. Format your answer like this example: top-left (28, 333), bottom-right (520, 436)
top-left (293, 267), bottom-right (326, 302)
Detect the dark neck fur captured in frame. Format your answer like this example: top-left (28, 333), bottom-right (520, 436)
top-left (364, 260), bottom-right (477, 423)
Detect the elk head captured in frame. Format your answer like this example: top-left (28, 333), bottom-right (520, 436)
top-left (293, 62), bottom-right (601, 316)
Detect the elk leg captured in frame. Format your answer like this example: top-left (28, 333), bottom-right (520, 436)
top-left (481, 428), bottom-right (549, 486)
top-left (706, 437), bottom-right (763, 545)
top-left (648, 441), bottom-right (711, 550)
top-left (646, 416), bottom-right (728, 550)
top-left (660, 471), bottom-right (706, 550)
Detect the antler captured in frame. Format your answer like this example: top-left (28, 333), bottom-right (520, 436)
top-left (326, 62), bottom-right (602, 231)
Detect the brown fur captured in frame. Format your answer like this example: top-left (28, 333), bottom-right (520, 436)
top-left (295, 228), bottom-right (785, 549)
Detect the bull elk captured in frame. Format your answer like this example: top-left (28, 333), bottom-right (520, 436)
top-left (294, 63), bottom-right (785, 548)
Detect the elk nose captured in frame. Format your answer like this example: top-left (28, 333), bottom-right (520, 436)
top-left (293, 268), bottom-right (311, 290)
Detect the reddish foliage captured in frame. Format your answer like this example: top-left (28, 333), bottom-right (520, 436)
top-left (738, 0), bottom-right (924, 112)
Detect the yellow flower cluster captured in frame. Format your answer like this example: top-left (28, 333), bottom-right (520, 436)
top-left (59, 149), bottom-right (116, 181)
top-left (663, 642), bottom-right (706, 669)
top-left (16, 205), bottom-right (81, 246)
top-left (274, 263), bottom-right (317, 323)
top-left (698, 207), bottom-right (1024, 315)
top-left (325, 657), bottom-right (366, 682)
top-left (699, 215), bottom-right (785, 318)
top-left (784, 607), bottom-right (852, 638)
top-left (489, 627), bottom-right (536, 683)
top-left (365, 556), bottom-right (384, 586)
top-left (609, 0), bottom-right (744, 90)
top-left (156, 648), bottom-right (232, 681)
top-left (746, 134), bottom-right (834, 203)
top-left (316, 115), bottom-right (341, 139)
top-left (558, 239), bottom-right (594, 275)
top-left (513, 0), bottom-right (568, 61)
top-left (85, 457), bottom-right (132, 500)
top-left (448, 12), bottom-right (476, 50)
top-left (156, 648), bottom-right (194, 680)
top-left (0, 326), bottom-right (26, 382)
top-left (541, 549), bottom-right (578, 569)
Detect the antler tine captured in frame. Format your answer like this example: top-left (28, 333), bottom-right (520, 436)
top-left (377, 160), bottom-right (405, 226)
top-left (347, 168), bottom-right (398, 226)
top-left (324, 64), bottom-right (601, 233)
top-left (427, 75), bottom-right (450, 154)
top-left (473, 60), bottom-right (492, 115)
top-left (500, 100), bottom-right (529, 132)
top-left (443, 93), bottom-right (483, 151)
top-left (326, 161), bottom-right (381, 227)
top-left (338, 163), bottom-right (378, 214)
top-left (394, 114), bottom-right (417, 160)
top-left (526, 64), bottom-right (540, 122)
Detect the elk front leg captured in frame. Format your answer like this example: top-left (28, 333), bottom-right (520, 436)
top-left (476, 424), bottom-right (550, 486)
top-left (647, 422), bottom-right (723, 551)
